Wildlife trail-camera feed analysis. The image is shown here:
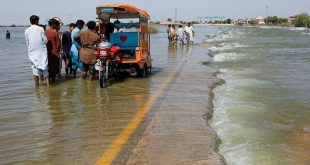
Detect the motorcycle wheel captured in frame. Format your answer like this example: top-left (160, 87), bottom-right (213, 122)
top-left (99, 71), bottom-right (107, 88)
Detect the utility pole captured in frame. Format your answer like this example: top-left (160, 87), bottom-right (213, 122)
top-left (175, 8), bottom-right (177, 22)
top-left (266, 5), bottom-right (269, 25)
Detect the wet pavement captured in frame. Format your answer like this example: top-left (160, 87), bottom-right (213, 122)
top-left (116, 45), bottom-right (225, 165)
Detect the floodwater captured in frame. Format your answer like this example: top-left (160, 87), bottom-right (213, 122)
top-left (1, 25), bottom-right (309, 165)
top-left (208, 26), bottom-right (310, 165)
top-left (0, 26), bottom-right (219, 164)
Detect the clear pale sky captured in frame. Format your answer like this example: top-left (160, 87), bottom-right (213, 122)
top-left (1, 0), bottom-right (310, 25)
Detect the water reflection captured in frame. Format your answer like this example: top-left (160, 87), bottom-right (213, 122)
top-left (168, 45), bottom-right (177, 57)
top-left (184, 45), bottom-right (193, 63)
top-left (0, 26), bottom-right (215, 164)
top-left (167, 44), bottom-right (193, 65)
top-left (30, 77), bottom-right (152, 163)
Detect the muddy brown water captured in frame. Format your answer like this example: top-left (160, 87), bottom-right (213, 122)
top-left (0, 26), bottom-right (219, 164)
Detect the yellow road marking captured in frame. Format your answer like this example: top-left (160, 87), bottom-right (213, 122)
top-left (95, 64), bottom-right (184, 165)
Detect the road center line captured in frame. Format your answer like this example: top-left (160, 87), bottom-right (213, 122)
top-left (95, 63), bottom-right (184, 165)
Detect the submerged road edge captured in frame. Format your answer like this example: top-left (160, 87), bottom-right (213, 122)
top-left (95, 63), bottom-right (185, 165)
top-left (208, 74), bottom-right (227, 165)
top-left (123, 58), bottom-right (227, 164)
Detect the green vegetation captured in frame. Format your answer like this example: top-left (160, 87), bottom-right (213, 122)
top-left (167, 18), bottom-right (173, 22)
top-left (150, 20), bottom-right (160, 24)
top-left (223, 18), bottom-right (232, 24)
top-left (148, 25), bottom-right (158, 33)
top-left (237, 22), bottom-right (244, 26)
top-left (249, 19), bottom-right (258, 25)
top-left (0, 24), bottom-right (27, 27)
top-left (278, 18), bottom-right (289, 24)
top-left (265, 16), bottom-right (288, 25)
top-left (293, 13), bottom-right (310, 28)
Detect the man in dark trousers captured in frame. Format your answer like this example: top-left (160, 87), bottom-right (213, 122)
top-left (6, 30), bottom-right (10, 39)
top-left (62, 23), bottom-right (75, 76)
top-left (74, 21), bottom-right (100, 81)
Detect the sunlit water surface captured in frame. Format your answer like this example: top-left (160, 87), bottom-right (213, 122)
top-left (208, 26), bottom-right (310, 165)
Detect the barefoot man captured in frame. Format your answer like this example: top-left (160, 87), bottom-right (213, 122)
top-left (25, 15), bottom-right (50, 87)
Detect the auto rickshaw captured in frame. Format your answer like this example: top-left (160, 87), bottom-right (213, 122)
top-left (95, 4), bottom-right (152, 81)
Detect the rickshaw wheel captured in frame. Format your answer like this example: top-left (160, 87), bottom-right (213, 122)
top-left (99, 71), bottom-right (107, 88)
top-left (139, 66), bottom-right (148, 78)
top-left (148, 67), bottom-right (152, 74)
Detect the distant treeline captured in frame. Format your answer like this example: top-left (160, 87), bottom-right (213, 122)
top-left (246, 16), bottom-right (289, 26)
top-left (264, 16), bottom-right (289, 26)
top-left (292, 13), bottom-right (310, 28)
top-left (0, 25), bottom-right (29, 27)
top-left (247, 12), bottom-right (310, 27)
top-left (4, 13), bottom-right (310, 28)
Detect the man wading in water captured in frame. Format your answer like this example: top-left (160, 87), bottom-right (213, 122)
top-left (25, 15), bottom-right (50, 87)
top-left (70, 20), bottom-right (85, 78)
top-left (62, 23), bottom-right (75, 76)
top-left (184, 22), bottom-right (194, 44)
top-left (74, 21), bottom-right (100, 81)
top-left (46, 18), bottom-right (61, 83)
top-left (6, 30), bottom-right (10, 39)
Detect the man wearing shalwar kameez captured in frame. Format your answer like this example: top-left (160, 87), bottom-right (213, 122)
top-left (74, 21), bottom-right (100, 81)
top-left (70, 20), bottom-right (85, 77)
top-left (25, 15), bottom-right (49, 87)
top-left (177, 25), bottom-right (185, 45)
top-left (184, 22), bottom-right (195, 44)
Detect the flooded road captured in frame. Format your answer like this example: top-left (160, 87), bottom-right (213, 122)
top-left (2, 26), bottom-right (309, 165)
top-left (0, 26), bottom-right (223, 164)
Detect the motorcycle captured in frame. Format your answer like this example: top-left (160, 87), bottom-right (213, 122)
top-left (95, 42), bottom-right (121, 88)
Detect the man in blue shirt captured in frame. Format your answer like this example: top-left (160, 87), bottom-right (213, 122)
top-left (70, 20), bottom-right (85, 77)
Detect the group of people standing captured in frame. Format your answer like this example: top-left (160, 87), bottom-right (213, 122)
top-left (25, 15), bottom-right (101, 87)
top-left (167, 22), bottom-right (194, 45)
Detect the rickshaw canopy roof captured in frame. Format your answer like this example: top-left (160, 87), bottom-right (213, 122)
top-left (96, 3), bottom-right (150, 19)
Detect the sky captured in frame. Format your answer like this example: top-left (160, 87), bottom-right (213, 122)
top-left (1, 0), bottom-right (310, 25)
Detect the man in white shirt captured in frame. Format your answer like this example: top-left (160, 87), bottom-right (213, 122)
top-left (177, 25), bottom-right (185, 45)
top-left (184, 22), bottom-right (194, 44)
top-left (25, 15), bottom-right (49, 87)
